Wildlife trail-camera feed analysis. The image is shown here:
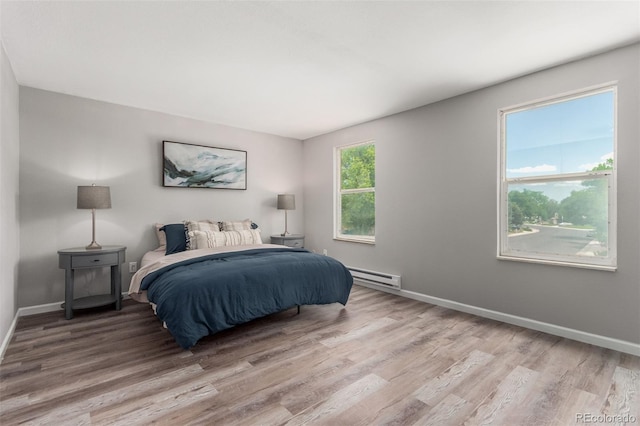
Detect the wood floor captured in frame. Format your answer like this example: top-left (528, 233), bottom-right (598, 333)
top-left (1, 285), bottom-right (638, 425)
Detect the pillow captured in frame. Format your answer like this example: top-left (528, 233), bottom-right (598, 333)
top-left (184, 219), bottom-right (221, 233)
top-left (192, 229), bottom-right (262, 249)
top-left (184, 220), bottom-right (220, 250)
top-left (161, 224), bottom-right (188, 255)
top-left (221, 219), bottom-right (253, 231)
top-left (191, 230), bottom-right (226, 248)
top-left (225, 229), bottom-right (262, 246)
top-left (154, 223), bottom-right (166, 252)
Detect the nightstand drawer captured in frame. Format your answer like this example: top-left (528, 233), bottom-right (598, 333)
top-left (271, 235), bottom-right (305, 248)
top-left (284, 238), bottom-right (304, 248)
top-left (71, 253), bottom-right (118, 268)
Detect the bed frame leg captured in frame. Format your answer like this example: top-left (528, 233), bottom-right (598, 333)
top-left (297, 305), bottom-right (300, 315)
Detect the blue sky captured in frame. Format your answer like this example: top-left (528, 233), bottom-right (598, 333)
top-left (505, 90), bottom-right (614, 201)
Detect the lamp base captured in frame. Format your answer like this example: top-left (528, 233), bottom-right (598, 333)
top-left (86, 209), bottom-right (102, 250)
top-left (86, 241), bottom-right (102, 250)
top-left (280, 232), bottom-right (290, 237)
top-left (281, 209), bottom-right (290, 237)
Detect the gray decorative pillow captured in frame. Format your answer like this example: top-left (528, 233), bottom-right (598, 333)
top-left (221, 219), bottom-right (253, 231)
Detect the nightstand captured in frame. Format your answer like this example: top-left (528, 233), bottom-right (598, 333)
top-left (58, 245), bottom-right (126, 320)
top-left (271, 234), bottom-right (305, 248)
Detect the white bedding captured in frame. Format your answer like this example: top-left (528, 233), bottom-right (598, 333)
top-left (128, 244), bottom-right (289, 303)
top-left (141, 250), bottom-right (165, 267)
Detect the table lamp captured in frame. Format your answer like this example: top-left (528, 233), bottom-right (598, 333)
top-left (77, 184), bottom-right (111, 249)
top-left (277, 194), bottom-right (295, 236)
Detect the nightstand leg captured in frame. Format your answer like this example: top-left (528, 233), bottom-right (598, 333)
top-left (111, 264), bottom-right (122, 311)
top-left (65, 268), bottom-right (74, 320)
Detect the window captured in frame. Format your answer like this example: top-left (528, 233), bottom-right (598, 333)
top-left (499, 85), bottom-right (616, 270)
top-left (335, 141), bottom-right (375, 243)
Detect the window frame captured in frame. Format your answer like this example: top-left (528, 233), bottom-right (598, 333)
top-left (497, 84), bottom-right (617, 271)
top-left (334, 140), bottom-right (376, 244)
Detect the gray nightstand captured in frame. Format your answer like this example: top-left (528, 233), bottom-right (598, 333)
top-left (58, 245), bottom-right (126, 320)
top-left (271, 234), bottom-right (305, 248)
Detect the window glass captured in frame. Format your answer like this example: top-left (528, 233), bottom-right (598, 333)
top-left (340, 192), bottom-right (375, 237)
top-left (336, 142), bottom-right (375, 243)
top-left (500, 87), bottom-right (616, 269)
top-left (505, 92), bottom-right (614, 178)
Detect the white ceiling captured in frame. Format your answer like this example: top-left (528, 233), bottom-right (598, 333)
top-left (1, 1), bottom-right (639, 140)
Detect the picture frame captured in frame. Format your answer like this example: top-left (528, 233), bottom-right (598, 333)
top-left (162, 140), bottom-right (247, 190)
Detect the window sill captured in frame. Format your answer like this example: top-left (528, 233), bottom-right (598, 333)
top-left (334, 236), bottom-right (375, 245)
top-left (497, 255), bottom-right (617, 272)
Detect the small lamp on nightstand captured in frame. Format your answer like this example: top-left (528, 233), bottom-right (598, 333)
top-left (77, 184), bottom-right (111, 250)
top-left (277, 194), bottom-right (295, 236)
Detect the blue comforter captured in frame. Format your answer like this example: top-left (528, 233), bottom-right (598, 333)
top-left (141, 248), bottom-right (353, 348)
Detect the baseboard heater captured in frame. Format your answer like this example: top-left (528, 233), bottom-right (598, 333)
top-left (347, 266), bottom-right (401, 289)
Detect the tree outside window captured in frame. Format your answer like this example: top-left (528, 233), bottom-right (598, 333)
top-left (335, 142), bottom-right (375, 243)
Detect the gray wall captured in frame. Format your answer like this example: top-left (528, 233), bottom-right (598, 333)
top-left (0, 43), bottom-right (20, 343)
top-left (19, 88), bottom-right (303, 307)
top-left (303, 44), bottom-right (640, 344)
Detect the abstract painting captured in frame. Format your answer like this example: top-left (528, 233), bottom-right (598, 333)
top-left (163, 140), bottom-right (247, 189)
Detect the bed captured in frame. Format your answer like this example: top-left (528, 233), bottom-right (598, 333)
top-left (128, 221), bottom-right (353, 349)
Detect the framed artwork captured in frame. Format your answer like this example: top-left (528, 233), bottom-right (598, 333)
top-left (162, 140), bottom-right (247, 190)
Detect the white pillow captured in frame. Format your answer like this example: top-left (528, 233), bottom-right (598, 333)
top-left (184, 220), bottom-right (221, 249)
top-left (192, 229), bottom-right (262, 248)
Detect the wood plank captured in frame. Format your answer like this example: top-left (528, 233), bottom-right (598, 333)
top-left (465, 365), bottom-right (539, 425)
top-left (602, 366), bottom-right (639, 420)
top-left (413, 349), bottom-right (494, 406)
top-left (284, 374), bottom-right (388, 425)
top-left (415, 393), bottom-right (468, 426)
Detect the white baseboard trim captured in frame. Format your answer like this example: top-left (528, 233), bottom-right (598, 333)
top-left (0, 312), bottom-right (19, 363)
top-left (18, 301), bottom-right (63, 316)
top-left (355, 282), bottom-right (640, 356)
